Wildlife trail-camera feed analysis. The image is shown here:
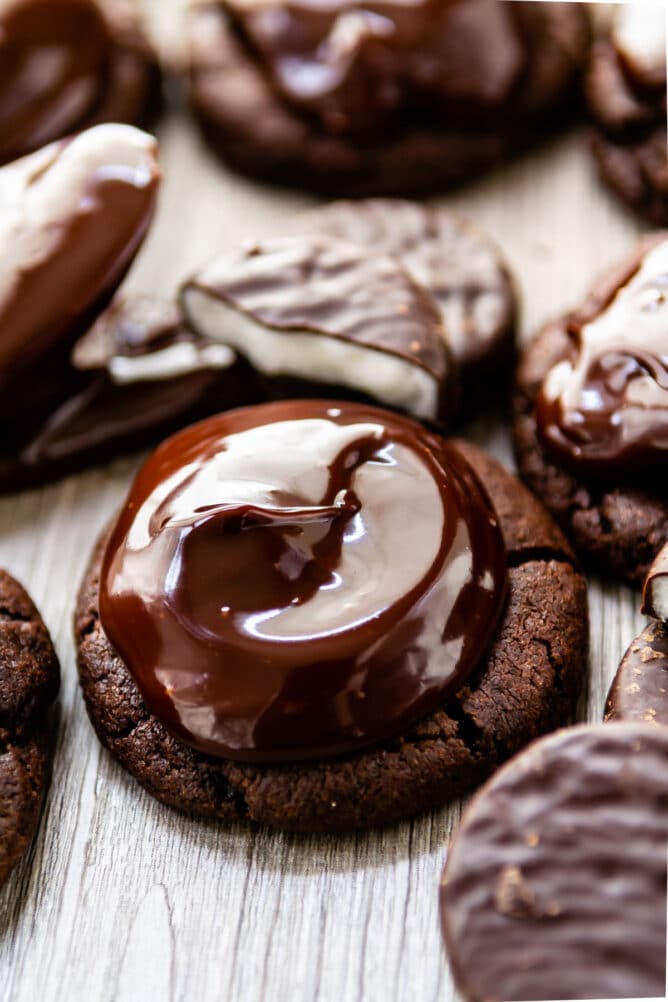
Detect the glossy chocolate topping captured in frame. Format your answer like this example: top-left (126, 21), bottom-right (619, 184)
top-left (0, 124), bottom-right (160, 399)
top-left (0, 0), bottom-right (111, 163)
top-left (224, 0), bottom-right (524, 133)
top-left (100, 400), bottom-right (507, 763)
top-left (536, 236), bottom-right (668, 477)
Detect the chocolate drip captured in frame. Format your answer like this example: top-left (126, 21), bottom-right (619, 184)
top-left (100, 400), bottom-right (507, 762)
top-left (224, 0), bottom-right (524, 134)
top-left (536, 236), bottom-right (668, 477)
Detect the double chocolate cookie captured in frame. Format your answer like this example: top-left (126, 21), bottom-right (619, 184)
top-left (297, 200), bottom-right (517, 398)
top-left (0, 0), bottom-right (161, 165)
top-left (586, 4), bottom-right (668, 225)
top-left (187, 0), bottom-right (590, 196)
top-left (0, 571), bottom-right (60, 886)
top-left (514, 234), bottom-right (668, 584)
top-left (440, 723), bottom-right (668, 1001)
top-left (76, 399), bottom-right (587, 832)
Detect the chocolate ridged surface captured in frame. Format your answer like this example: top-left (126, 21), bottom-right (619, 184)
top-left (441, 723), bottom-right (668, 1001)
top-left (297, 199), bottom-right (516, 392)
top-left (605, 620), bottom-right (668, 725)
top-left (0, 0), bottom-right (161, 165)
top-left (0, 570), bottom-right (60, 887)
top-left (182, 236), bottom-right (452, 421)
top-left (76, 437), bottom-right (587, 832)
top-left (99, 401), bottom-right (507, 762)
top-left (514, 236), bottom-right (668, 584)
top-left (586, 6), bottom-right (668, 224)
top-left (536, 233), bottom-right (668, 477)
top-left (187, 2), bottom-right (590, 196)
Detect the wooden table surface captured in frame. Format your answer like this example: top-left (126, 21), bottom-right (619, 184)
top-left (0, 4), bottom-right (651, 1000)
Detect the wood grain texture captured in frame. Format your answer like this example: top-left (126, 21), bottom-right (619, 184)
top-left (0, 2), bottom-right (650, 1000)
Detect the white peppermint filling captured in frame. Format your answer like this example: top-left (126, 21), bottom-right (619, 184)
top-left (183, 286), bottom-right (440, 420)
top-left (648, 577), bottom-right (668, 622)
top-left (612, 4), bottom-right (667, 83)
top-left (108, 341), bottom-right (235, 384)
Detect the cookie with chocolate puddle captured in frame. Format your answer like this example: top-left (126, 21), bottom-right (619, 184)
top-left (513, 234), bottom-right (668, 584)
top-left (586, 4), bottom-right (668, 225)
top-left (75, 401), bottom-right (587, 832)
top-left (0, 0), bottom-right (162, 165)
top-left (0, 571), bottom-right (60, 886)
top-left (186, 1), bottom-right (590, 196)
top-left (440, 723), bottom-right (668, 1001)
top-left (296, 200), bottom-right (517, 402)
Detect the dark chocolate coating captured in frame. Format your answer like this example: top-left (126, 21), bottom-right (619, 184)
top-left (441, 723), bottom-right (668, 1001)
top-left (76, 438), bottom-right (588, 832)
top-left (586, 21), bottom-right (668, 225)
top-left (513, 238), bottom-right (668, 584)
top-left (100, 401), bottom-right (507, 762)
top-left (187, 2), bottom-right (590, 197)
top-left (0, 0), bottom-right (161, 165)
top-left (0, 125), bottom-right (160, 403)
top-left (605, 620), bottom-right (668, 724)
top-left (225, 0), bottom-right (525, 133)
top-left (297, 200), bottom-right (517, 395)
top-left (535, 232), bottom-right (668, 478)
top-left (0, 570), bottom-right (60, 887)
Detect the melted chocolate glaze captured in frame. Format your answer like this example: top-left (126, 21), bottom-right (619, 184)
top-left (100, 400), bottom-right (507, 763)
top-left (0, 124), bottom-right (160, 404)
top-left (536, 234), bottom-right (668, 478)
top-left (225, 0), bottom-right (525, 134)
top-left (0, 0), bottom-right (160, 164)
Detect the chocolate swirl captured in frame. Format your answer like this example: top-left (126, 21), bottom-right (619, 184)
top-left (224, 0), bottom-right (525, 133)
top-left (0, 0), bottom-right (159, 165)
top-left (100, 400), bottom-right (507, 762)
top-left (536, 236), bottom-right (668, 478)
top-left (0, 124), bottom-right (160, 400)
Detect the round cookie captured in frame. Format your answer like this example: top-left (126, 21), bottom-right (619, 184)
top-left (297, 200), bottom-right (517, 399)
top-left (0, 570), bottom-right (60, 886)
top-left (0, 0), bottom-right (161, 166)
top-left (440, 723), bottom-right (668, 1001)
top-left (186, 2), bottom-right (590, 197)
top-left (513, 236), bottom-right (668, 585)
top-left (585, 8), bottom-right (667, 225)
top-left (75, 434), bottom-right (587, 833)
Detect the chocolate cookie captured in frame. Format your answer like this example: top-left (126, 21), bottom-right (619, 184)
top-left (75, 404), bottom-right (587, 833)
top-left (0, 0), bottom-right (161, 165)
top-left (440, 723), bottom-right (668, 1001)
top-left (0, 570), bottom-right (60, 886)
top-left (187, 1), bottom-right (590, 196)
top-left (513, 235), bottom-right (668, 584)
top-left (297, 200), bottom-right (517, 398)
top-left (586, 5), bottom-right (668, 225)
top-left (181, 235), bottom-right (455, 422)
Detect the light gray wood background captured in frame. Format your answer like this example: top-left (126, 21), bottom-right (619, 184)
top-left (0, 3), bottom-right (652, 1001)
